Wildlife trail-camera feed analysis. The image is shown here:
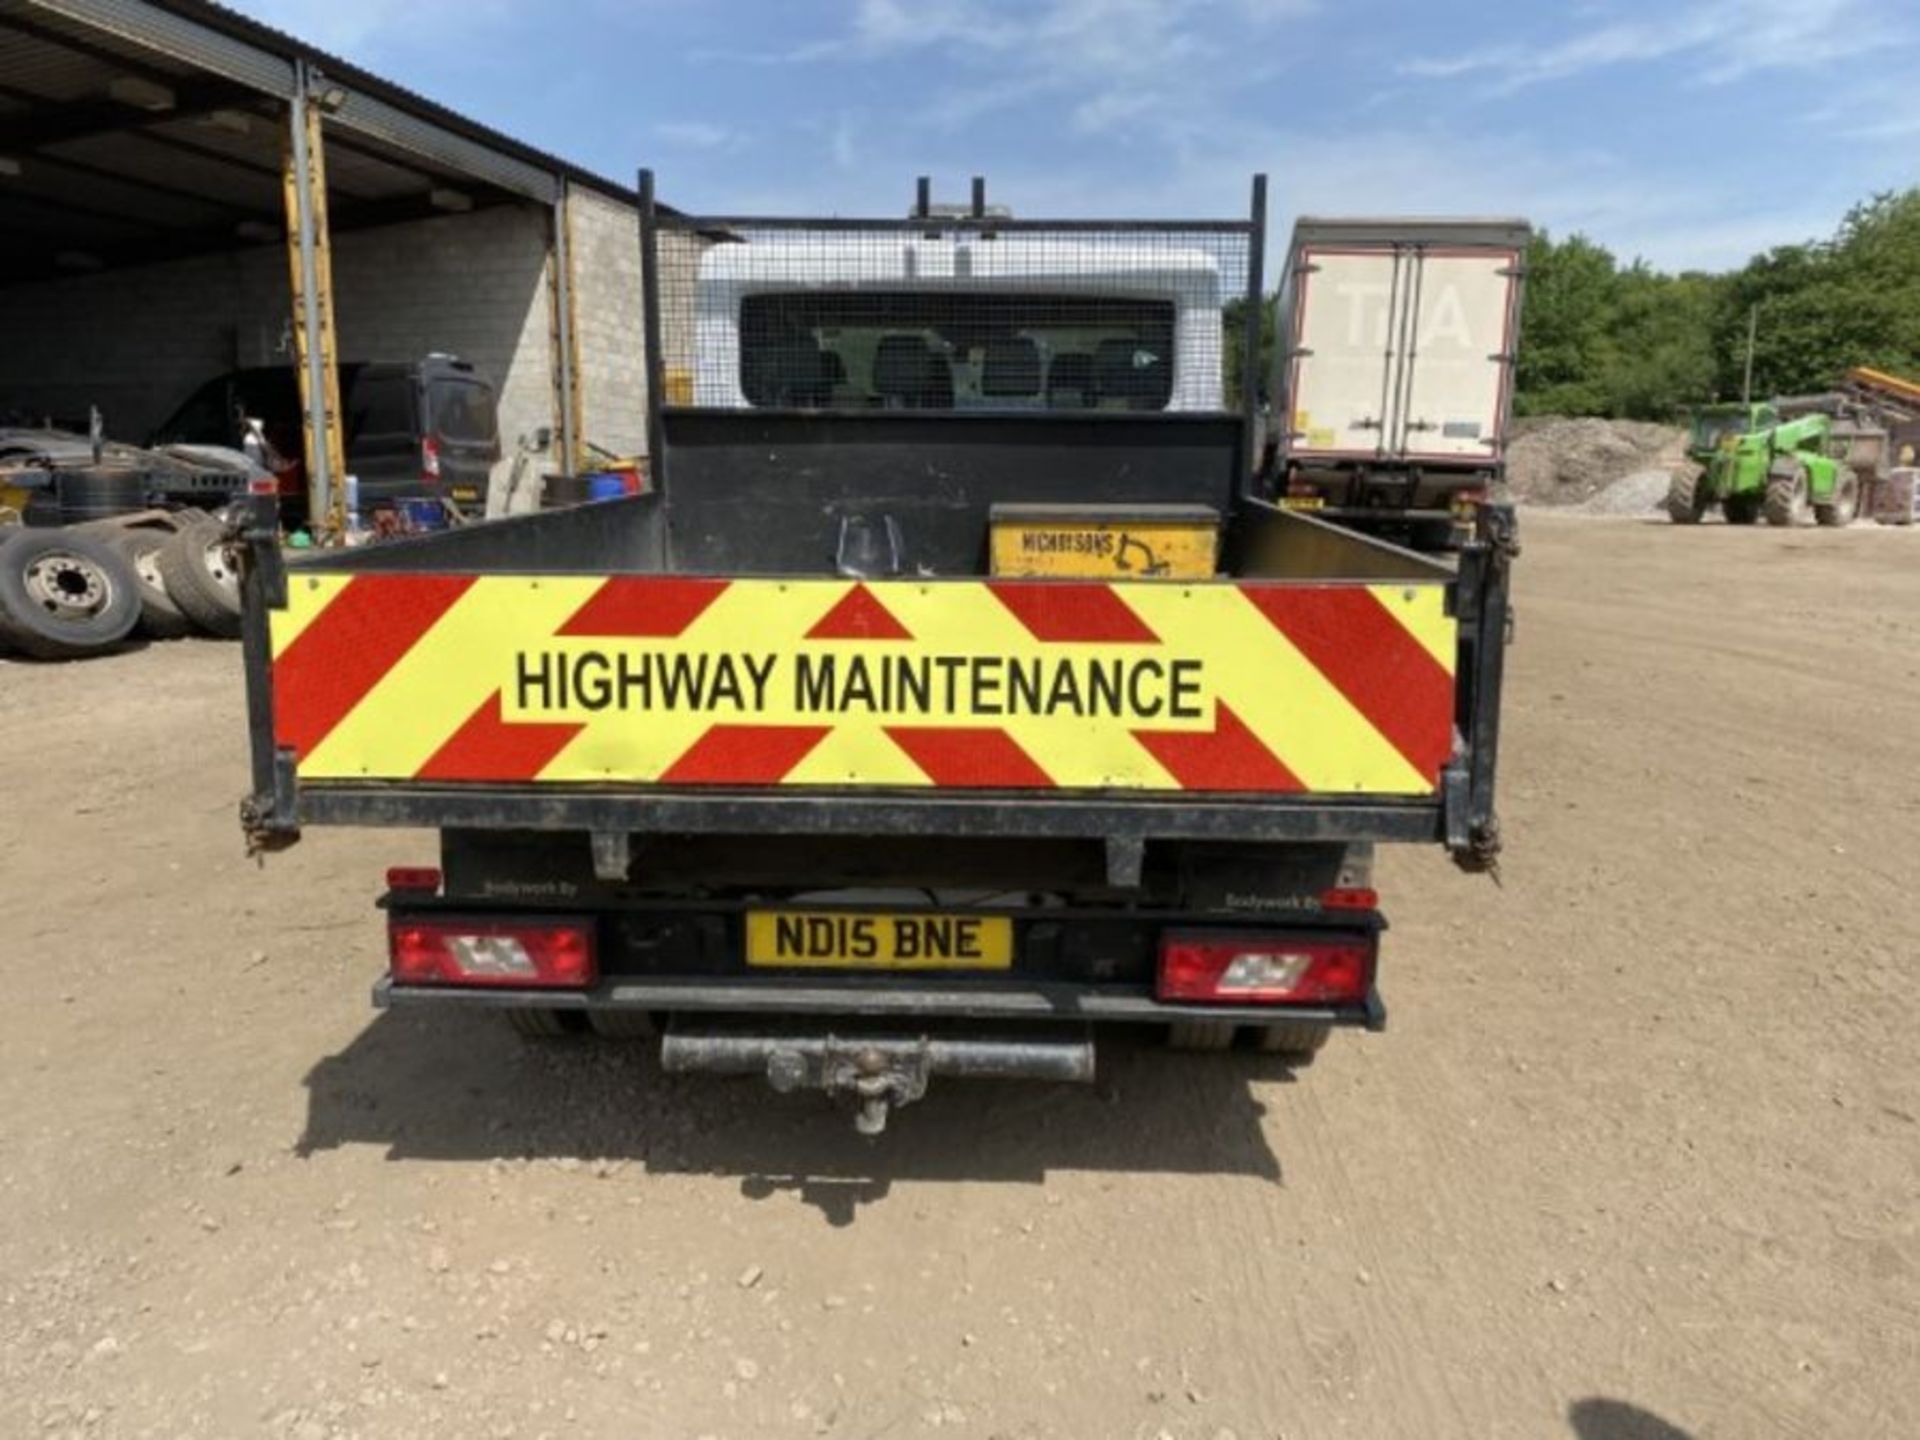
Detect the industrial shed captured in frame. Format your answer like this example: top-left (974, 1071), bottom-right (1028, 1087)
top-left (0, 0), bottom-right (655, 525)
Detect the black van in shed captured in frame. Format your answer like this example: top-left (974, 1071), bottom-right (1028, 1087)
top-left (149, 354), bottom-right (501, 522)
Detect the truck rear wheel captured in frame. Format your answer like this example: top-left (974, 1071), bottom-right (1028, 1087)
top-left (1666, 471), bottom-right (1708, 524)
top-left (1814, 471), bottom-right (1860, 527)
top-left (586, 1010), bottom-right (657, 1039)
top-left (1254, 1021), bottom-right (1332, 1063)
top-left (1167, 1020), bottom-right (1237, 1052)
top-left (504, 1008), bottom-right (580, 1039)
top-left (1764, 463), bottom-right (1808, 527)
top-left (1722, 493), bottom-right (1761, 525)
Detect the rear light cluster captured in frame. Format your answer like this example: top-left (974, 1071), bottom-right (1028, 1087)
top-left (389, 917), bottom-right (596, 989)
top-left (1319, 886), bottom-right (1378, 912)
top-left (385, 866), bottom-right (443, 895)
top-left (421, 434), bottom-right (442, 482)
top-left (1451, 487), bottom-right (1489, 521)
top-left (1157, 931), bottom-right (1373, 1006)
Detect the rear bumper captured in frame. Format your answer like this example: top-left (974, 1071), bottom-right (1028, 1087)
top-left (373, 973), bottom-right (1387, 1031)
top-left (300, 787), bottom-right (1443, 845)
top-left (661, 1025), bottom-right (1095, 1084)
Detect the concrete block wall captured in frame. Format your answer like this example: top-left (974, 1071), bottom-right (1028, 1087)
top-left (568, 186), bottom-right (648, 458)
top-left (0, 203), bottom-right (560, 457)
top-left (332, 206), bottom-right (556, 454)
top-left (0, 245), bottom-right (284, 438)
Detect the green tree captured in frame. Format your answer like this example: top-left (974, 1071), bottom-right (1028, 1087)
top-left (1593, 264), bottom-right (1719, 418)
top-left (1513, 232), bottom-right (1717, 419)
top-left (1514, 231), bottom-right (1617, 415)
top-left (1512, 186), bottom-right (1920, 418)
top-left (1223, 292), bottom-right (1277, 405)
top-left (1712, 192), bottom-right (1920, 398)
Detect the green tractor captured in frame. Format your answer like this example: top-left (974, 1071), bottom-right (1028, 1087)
top-left (1668, 402), bottom-right (1861, 527)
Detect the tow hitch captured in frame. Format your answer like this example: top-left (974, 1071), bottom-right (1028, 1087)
top-left (659, 1024), bottom-right (1096, 1134)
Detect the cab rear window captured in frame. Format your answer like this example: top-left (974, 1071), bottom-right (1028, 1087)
top-left (738, 292), bottom-right (1176, 412)
top-left (428, 379), bottom-right (498, 443)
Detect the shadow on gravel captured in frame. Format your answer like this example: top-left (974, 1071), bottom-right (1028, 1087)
top-left (1568, 1398), bottom-right (1695, 1440)
top-left (297, 1011), bottom-right (1298, 1223)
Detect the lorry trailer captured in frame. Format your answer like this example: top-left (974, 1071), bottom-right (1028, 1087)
top-left (1268, 216), bottom-right (1530, 547)
top-left (234, 175), bottom-right (1517, 1132)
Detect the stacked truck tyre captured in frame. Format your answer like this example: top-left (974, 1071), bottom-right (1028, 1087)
top-left (0, 509), bottom-right (244, 660)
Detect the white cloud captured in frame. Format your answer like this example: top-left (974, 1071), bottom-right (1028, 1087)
top-left (768, 0), bottom-right (1310, 134)
top-left (946, 121), bottom-right (1833, 272)
top-left (1256, 129), bottom-right (1835, 271)
top-left (830, 112), bottom-right (860, 171)
top-left (653, 120), bottom-right (739, 150)
top-left (713, 2), bottom-right (1837, 273)
top-left (1818, 73), bottom-right (1920, 142)
top-left (774, 0), bottom-right (1025, 62)
top-left (218, 0), bottom-right (525, 59)
top-left (1400, 0), bottom-right (1899, 92)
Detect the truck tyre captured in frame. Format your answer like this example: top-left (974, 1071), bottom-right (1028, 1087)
top-left (1722, 492), bottom-right (1761, 525)
top-left (155, 520), bottom-right (243, 637)
top-left (0, 527), bottom-right (142, 659)
top-left (1763, 463), bottom-right (1808, 527)
top-left (586, 1010), bottom-right (657, 1039)
top-left (1814, 471), bottom-right (1860, 527)
top-left (107, 527), bottom-right (193, 640)
top-left (505, 1008), bottom-right (579, 1039)
top-left (1167, 1020), bottom-right (1238, 1052)
top-left (1665, 471), bottom-right (1708, 523)
top-left (1254, 1021), bottom-right (1332, 1063)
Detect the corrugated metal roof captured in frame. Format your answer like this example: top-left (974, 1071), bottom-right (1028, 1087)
top-left (0, 0), bottom-right (654, 281)
top-left (152, 0), bottom-right (642, 205)
top-left (56, 127), bottom-right (282, 208)
top-left (0, 21), bottom-right (140, 99)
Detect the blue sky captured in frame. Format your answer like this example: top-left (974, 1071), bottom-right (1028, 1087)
top-left (228, 0), bottom-right (1919, 273)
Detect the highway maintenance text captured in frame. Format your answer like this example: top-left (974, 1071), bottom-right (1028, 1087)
top-left (511, 648), bottom-right (1208, 722)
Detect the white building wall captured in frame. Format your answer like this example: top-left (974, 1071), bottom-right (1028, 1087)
top-left (568, 185), bottom-right (648, 458)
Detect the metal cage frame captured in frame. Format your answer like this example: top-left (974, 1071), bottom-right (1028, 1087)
top-left (637, 170), bottom-right (1268, 493)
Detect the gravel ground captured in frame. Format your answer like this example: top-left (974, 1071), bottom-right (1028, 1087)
top-left (2, 513), bottom-right (1917, 1440)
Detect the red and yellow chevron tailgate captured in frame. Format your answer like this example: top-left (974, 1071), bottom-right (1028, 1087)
top-left (268, 575), bottom-right (1457, 794)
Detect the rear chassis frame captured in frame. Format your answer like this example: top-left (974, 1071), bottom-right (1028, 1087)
top-left (373, 888), bottom-right (1389, 1032)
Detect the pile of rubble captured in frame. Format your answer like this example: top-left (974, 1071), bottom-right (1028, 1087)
top-left (1504, 417), bottom-right (1690, 512)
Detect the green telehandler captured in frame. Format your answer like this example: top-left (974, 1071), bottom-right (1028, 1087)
top-left (1668, 402), bottom-right (1861, 527)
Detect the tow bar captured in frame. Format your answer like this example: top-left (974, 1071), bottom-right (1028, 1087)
top-left (660, 1025), bottom-right (1096, 1134)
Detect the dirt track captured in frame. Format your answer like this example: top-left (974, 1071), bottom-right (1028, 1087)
top-left (2, 513), bottom-right (1917, 1440)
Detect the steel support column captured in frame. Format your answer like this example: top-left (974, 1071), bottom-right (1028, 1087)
top-left (548, 176), bottom-right (581, 478)
top-left (282, 59), bottom-right (345, 538)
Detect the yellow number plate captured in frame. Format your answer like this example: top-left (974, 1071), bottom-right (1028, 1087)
top-left (745, 911), bottom-right (1013, 970)
top-left (1279, 495), bottom-right (1326, 511)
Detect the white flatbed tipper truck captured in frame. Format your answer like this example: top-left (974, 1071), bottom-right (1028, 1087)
top-left (232, 176), bottom-right (1518, 1132)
